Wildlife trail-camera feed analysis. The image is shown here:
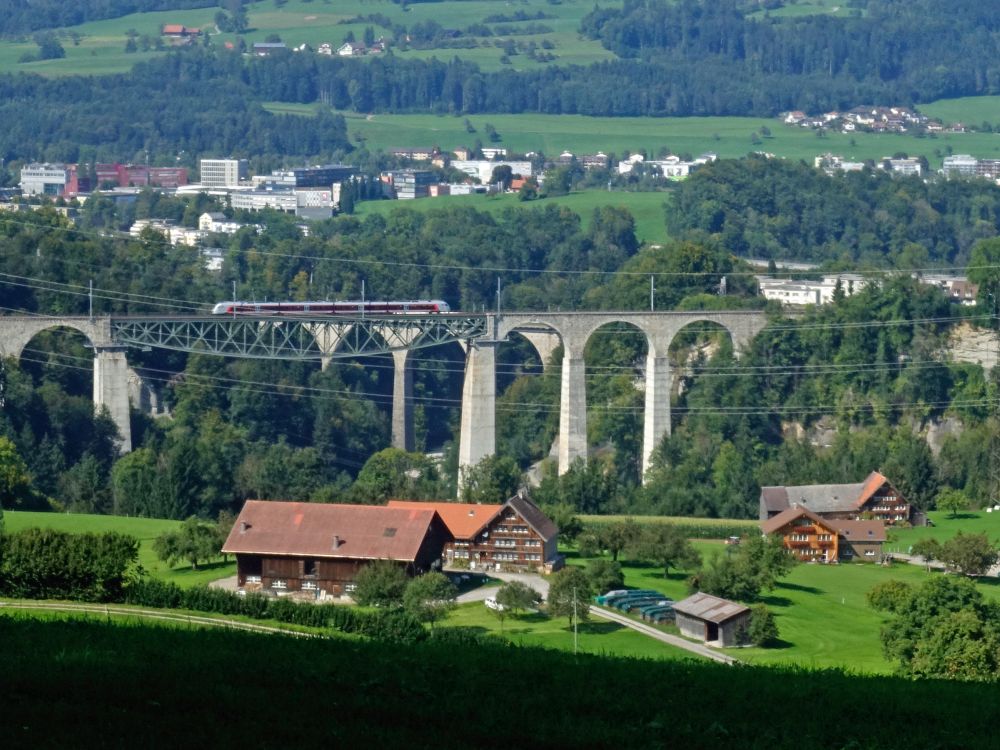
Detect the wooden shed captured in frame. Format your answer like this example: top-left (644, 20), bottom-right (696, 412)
top-left (672, 593), bottom-right (751, 647)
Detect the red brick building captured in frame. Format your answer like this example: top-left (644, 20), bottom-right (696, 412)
top-left (388, 493), bottom-right (561, 572)
top-left (222, 500), bottom-right (450, 598)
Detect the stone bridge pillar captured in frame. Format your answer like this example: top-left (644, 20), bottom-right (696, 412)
top-left (391, 349), bottom-right (414, 451)
top-left (558, 333), bottom-right (588, 475)
top-left (458, 339), bottom-right (497, 479)
top-left (642, 332), bottom-right (673, 481)
top-left (93, 346), bottom-right (132, 453)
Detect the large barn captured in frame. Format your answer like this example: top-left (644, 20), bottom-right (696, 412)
top-left (759, 470), bottom-right (919, 526)
top-left (222, 500), bottom-right (450, 599)
top-left (388, 492), bottom-right (561, 572)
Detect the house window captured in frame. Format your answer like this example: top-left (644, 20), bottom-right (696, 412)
top-left (272, 579), bottom-right (288, 590)
top-left (302, 581), bottom-right (318, 591)
top-left (303, 559), bottom-right (317, 576)
top-left (246, 575), bottom-right (261, 584)
top-left (865, 550), bottom-right (876, 557)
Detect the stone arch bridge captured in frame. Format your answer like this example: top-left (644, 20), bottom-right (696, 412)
top-left (0, 311), bottom-right (768, 481)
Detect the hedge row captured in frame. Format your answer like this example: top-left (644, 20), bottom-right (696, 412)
top-left (123, 578), bottom-right (427, 643)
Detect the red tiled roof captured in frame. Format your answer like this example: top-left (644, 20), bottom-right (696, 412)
top-left (760, 505), bottom-right (835, 535)
top-left (387, 500), bottom-right (502, 540)
top-left (162, 24), bottom-right (185, 34)
top-left (853, 470), bottom-right (890, 509)
top-left (222, 500), bottom-right (439, 562)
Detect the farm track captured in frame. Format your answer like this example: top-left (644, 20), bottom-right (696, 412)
top-left (592, 605), bottom-right (737, 664)
top-left (0, 600), bottom-right (319, 638)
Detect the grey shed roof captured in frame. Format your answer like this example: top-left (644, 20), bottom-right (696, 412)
top-left (672, 592), bottom-right (750, 624)
top-left (760, 481), bottom-right (866, 514)
top-left (507, 492), bottom-right (558, 542)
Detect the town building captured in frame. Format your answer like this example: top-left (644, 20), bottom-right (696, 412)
top-left (756, 274), bottom-right (870, 306)
top-left (942, 154), bottom-right (979, 177)
top-left (222, 500), bottom-right (451, 599)
top-left (20, 163), bottom-right (79, 197)
top-left (672, 593), bottom-right (751, 647)
top-left (384, 169), bottom-right (437, 199)
top-left (387, 492), bottom-right (561, 572)
top-left (450, 160), bottom-right (533, 184)
top-left (814, 153), bottom-right (866, 175)
top-left (94, 163), bottom-right (189, 189)
top-left (252, 164), bottom-right (357, 189)
top-left (880, 157), bottom-right (923, 177)
top-left (759, 470), bottom-right (917, 526)
top-left (161, 24), bottom-right (200, 39)
top-left (760, 506), bottom-right (886, 563)
top-left (253, 42), bottom-right (287, 56)
top-left (229, 187), bottom-right (334, 219)
top-left (200, 158), bottom-right (249, 187)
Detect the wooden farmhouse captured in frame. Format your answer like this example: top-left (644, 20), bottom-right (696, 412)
top-left (759, 470), bottom-right (918, 526)
top-left (222, 500), bottom-right (450, 598)
top-left (761, 506), bottom-right (887, 563)
top-left (388, 492), bottom-right (561, 573)
top-left (673, 593), bottom-right (751, 647)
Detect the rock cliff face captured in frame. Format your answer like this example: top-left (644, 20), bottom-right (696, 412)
top-left (948, 323), bottom-right (999, 371)
top-left (782, 415), bottom-right (965, 456)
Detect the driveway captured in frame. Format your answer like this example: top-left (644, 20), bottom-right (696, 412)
top-left (453, 570), bottom-right (550, 603)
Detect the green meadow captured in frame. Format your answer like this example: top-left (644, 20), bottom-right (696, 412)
top-left (0, 0), bottom-right (615, 76)
top-left (262, 107), bottom-right (1000, 169)
top-left (4, 511), bottom-right (235, 588)
top-left (352, 190), bottom-right (672, 245)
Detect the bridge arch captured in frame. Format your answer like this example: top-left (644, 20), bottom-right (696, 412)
top-left (0, 316), bottom-right (131, 452)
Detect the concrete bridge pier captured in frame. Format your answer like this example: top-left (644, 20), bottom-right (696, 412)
top-left (93, 346), bottom-right (132, 453)
top-left (558, 340), bottom-right (588, 475)
top-left (642, 334), bottom-right (673, 481)
top-left (518, 329), bottom-right (562, 372)
top-left (391, 349), bottom-right (414, 451)
top-left (458, 339), bottom-right (497, 479)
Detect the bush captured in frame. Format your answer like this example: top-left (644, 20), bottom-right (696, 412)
top-left (746, 604), bottom-right (779, 647)
top-left (586, 559), bottom-right (625, 594)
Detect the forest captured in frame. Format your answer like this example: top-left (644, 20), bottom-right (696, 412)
top-left (2, 160), bottom-right (999, 521)
top-left (666, 156), bottom-right (1000, 266)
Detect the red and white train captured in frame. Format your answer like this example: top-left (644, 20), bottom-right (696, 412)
top-left (210, 300), bottom-right (452, 315)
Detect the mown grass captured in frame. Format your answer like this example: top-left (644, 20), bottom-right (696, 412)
top-left (352, 189), bottom-right (672, 245)
top-left (919, 95), bottom-right (1000, 128)
top-left (2, 615), bottom-right (998, 749)
top-left (0, 0), bottom-right (615, 76)
top-left (338, 110), bottom-right (1000, 169)
top-left (443, 600), bottom-right (696, 661)
top-left (886, 509), bottom-right (1000, 552)
top-left (4, 511), bottom-right (235, 588)
top-left (566, 542), bottom-right (993, 674)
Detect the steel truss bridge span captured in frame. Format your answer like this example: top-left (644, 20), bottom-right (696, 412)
top-left (109, 314), bottom-right (490, 359)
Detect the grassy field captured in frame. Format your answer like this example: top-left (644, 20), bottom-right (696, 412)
top-left (886, 509), bottom-right (1000, 552)
top-left (0, 0), bottom-right (615, 76)
top-left (329, 109), bottom-right (1000, 169)
top-left (444, 600), bottom-right (696, 661)
top-left (566, 540), bottom-right (998, 674)
top-left (919, 96), bottom-right (1000, 128)
top-left (4, 511), bottom-right (235, 587)
top-left (352, 189), bottom-right (671, 245)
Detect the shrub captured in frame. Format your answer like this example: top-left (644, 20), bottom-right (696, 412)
top-left (746, 604), bottom-right (779, 647)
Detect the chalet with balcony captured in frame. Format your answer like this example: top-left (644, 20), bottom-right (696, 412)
top-left (761, 506), bottom-right (886, 563)
top-left (388, 492), bottom-right (560, 572)
top-left (759, 471), bottom-right (917, 526)
top-left (222, 500), bottom-right (449, 598)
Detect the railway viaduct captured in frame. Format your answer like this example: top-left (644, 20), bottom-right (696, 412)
top-left (0, 310), bottom-right (769, 481)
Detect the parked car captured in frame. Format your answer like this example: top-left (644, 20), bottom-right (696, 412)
top-left (484, 597), bottom-right (505, 611)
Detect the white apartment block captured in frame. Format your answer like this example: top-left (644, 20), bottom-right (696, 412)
top-left (199, 158), bottom-right (249, 187)
top-left (450, 160), bottom-right (533, 184)
top-left (20, 163), bottom-right (74, 196)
